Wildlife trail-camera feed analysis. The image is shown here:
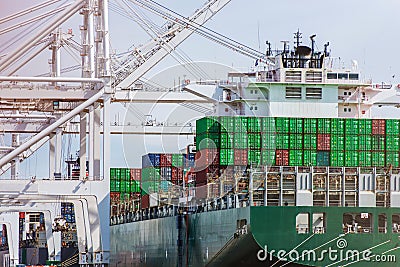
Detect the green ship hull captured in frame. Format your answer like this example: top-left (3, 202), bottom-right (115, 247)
top-left (110, 206), bottom-right (400, 266)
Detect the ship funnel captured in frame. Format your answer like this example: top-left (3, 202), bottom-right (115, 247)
top-left (295, 45), bottom-right (312, 57)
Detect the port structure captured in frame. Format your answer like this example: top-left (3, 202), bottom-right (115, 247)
top-left (0, 0), bottom-right (233, 266)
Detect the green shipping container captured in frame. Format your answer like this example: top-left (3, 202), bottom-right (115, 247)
top-left (276, 134), bottom-right (289, 149)
top-left (247, 117), bottom-right (262, 132)
top-left (331, 135), bottom-right (345, 151)
top-left (358, 151), bottom-right (372, 167)
top-left (386, 136), bottom-right (400, 151)
top-left (289, 150), bottom-right (303, 166)
top-left (261, 117), bottom-right (276, 133)
top-left (372, 152), bottom-right (385, 167)
top-left (233, 133), bottom-right (248, 149)
top-left (386, 119), bottom-right (400, 135)
top-left (110, 168), bottom-right (117, 179)
top-left (220, 132), bottom-right (234, 149)
top-left (331, 118), bottom-right (345, 134)
top-left (330, 151), bottom-right (345, 167)
top-left (289, 118), bottom-right (303, 133)
top-left (345, 151), bottom-right (358, 167)
top-left (303, 118), bottom-right (317, 134)
top-left (234, 117), bottom-right (248, 132)
top-left (248, 149), bottom-right (261, 165)
top-left (358, 119), bottom-right (372, 135)
top-left (130, 180), bottom-right (141, 193)
top-left (345, 119), bottom-right (359, 134)
top-left (303, 134), bottom-right (317, 150)
top-left (317, 118), bottom-right (331, 133)
top-left (122, 168), bottom-right (130, 181)
top-left (345, 135), bottom-right (358, 151)
top-left (289, 134), bottom-right (303, 149)
top-left (248, 133), bottom-right (261, 149)
top-left (371, 135), bottom-right (385, 151)
top-left (303, 150), bottom-right (317, 166)
top-left (120, 180), bottom-right (130, 193)
top-left (219, 117), bottom-right (235, 132)
top-left (386, 152), bottom-right (400, 167)
top-left (172, 154), bottom-right (184, 167)
top-left (220, 149), bottom-right (234, 165)
top-left (275, 117), bottom-right (290, 133)
top-left (261, 133), bottom-right (276, 150)
top-left (358, 135), bottom-right (372, 151)
top-left (261, 149), bottom-right (275, 166)
top-left (110, 180), bottom-right (117, 192)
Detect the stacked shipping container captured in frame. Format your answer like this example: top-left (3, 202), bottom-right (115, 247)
top-left (196, 116), bottom-right (400, 173)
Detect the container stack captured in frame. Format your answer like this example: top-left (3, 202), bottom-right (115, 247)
top-left (195, 116), bottom-right (277, 198)
top-left (195, 116), bottom-right (400, 174)
top-left (386, 119), bottom-right (400, 167)
top-left (61, 203), bottom-right (77, 248)
top-left (141, 153), bottom-right (186, 195)
top-left (61, 202), bottom-right (75, 223)
top-left (110, 168), bottom-right (141, 216)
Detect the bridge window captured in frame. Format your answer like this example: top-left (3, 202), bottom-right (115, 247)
top-left (338, 73), bottom-right (349, 80)
top-left (327, 73), bottom-right (337, 79)
top-left (296, 213), bottom-right (309, 234)
top-left (349, 73), bottom-right (359, 80)
top-left (343, 212), bottom-right (373, 234)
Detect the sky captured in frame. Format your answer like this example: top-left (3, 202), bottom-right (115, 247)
top-left (1, 0), bottom-right (400, 177)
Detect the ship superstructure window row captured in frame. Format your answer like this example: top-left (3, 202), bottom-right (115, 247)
top-left (327, 72), bottom-right (359, 81)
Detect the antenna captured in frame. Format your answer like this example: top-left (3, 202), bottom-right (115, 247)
top-left (281, 40), bottom-right (289, 54)
top-left (324, 42), bottom-right (330, 56)
top-left (265, 41), bottom-right (271, 56)
top-left (294, 29), bottom-right (302, 48)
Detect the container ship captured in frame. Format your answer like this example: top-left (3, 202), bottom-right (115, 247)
top-left (107, 33), bottom-right (400, 266)
top-left (5, 32), bottom-right (399, 267)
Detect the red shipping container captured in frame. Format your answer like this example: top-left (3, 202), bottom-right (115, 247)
top-left (172, 167), bottom-right (178, 180)
top-left (275, 149), bottom-right (289, 166)
top-left (372, 119), bottom-right (385, 135)
top-left (234, 149), bottom-right (248, 166)
top-left (177, 169), bottom-right (183, 180)
top-left (141, 194), bottom-right (150, 209)
top-left (160, 154), bottom-right (172, 167)
top-left (130, 168), bottom-right (141, 181)
top-left (110, 192), bottom-right (121, 204)
top-left (195, 149), bottom-right (220, 169)
top-left (317, 134), bottom-right (331, 150)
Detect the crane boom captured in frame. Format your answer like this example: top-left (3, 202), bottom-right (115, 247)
top-left (113, 0), bottom-right (231, 90)
top-left (132, 0), bottom-right (267, 61)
